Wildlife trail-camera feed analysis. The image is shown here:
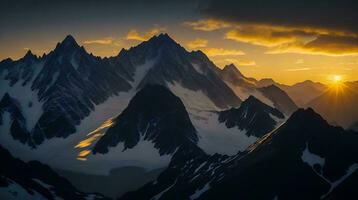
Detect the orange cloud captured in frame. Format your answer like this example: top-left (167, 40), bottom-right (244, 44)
top-left (225, 25), bottom-right (315, 47)
top-left (83, 37), bottom-right (115, 45)
top-left (187, 38), bottom-right (208, 49)
top-left (202, 48), bottom-right (245, 56)
top-left (183, 19), bottom-right (232, 31)
top-left (284, 67), bottom-right (311, 71)
top-left (126, 27), bottom-right (166, 41)
top-left (185, 19), bottom-right (358, 56)
top-left (266, 35), bottom-right (358, 56)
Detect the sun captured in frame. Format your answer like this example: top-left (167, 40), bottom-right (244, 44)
top-left (332, 75), bottom-right (342, 83)
top-left (327, 74), bottom-right (347, 95)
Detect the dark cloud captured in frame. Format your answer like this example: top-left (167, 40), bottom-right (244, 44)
top-left (200, 0), bottom-right (358, 34)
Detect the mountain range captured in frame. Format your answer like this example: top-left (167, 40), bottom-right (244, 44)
top-left (0, 33), bottom-right (357, 199)
top-left (121, 108), bottom-right (358, 200)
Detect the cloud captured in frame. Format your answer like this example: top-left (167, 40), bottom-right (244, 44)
top-left (126, 27), bottom-right (166, 41)
top-left (83, 37), bottom-right (115, 45)
top-left (189, 20), bottom-right (358, 56)
top-left (266, 35), bottom-right (358, 56)
top-left (202, 48), bottom-right (245, 56)
top-left (224, 58), bottom-right (256, 66)
top-left (193, 1), bottom-right (358, 56)
top-left (200, 0), bottom-right (358, 34)
top-left (187, 38), bottom-right (208, 49)
top-left (284, 67), bottom-right (311, 72)
top-left (183, 19), bottom-right (232, 31)
top-left (226, 29), bottom-right (298, 47)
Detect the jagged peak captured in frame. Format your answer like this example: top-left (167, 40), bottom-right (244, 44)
top-left (55, 34), bottom-right (80, 51)
top-left (243, 95), bottom-right (264, 105)
top-left (0, 57), bottom-right (13, 64)
top-left (62, 34), bottom-right (77, 45)
top-left (155, 33), bottom-right (175, 41)
top-left (222, 63), bottom-right (244, 77)
top-left (224, 63), bottom-right (236, 70)
top-left (146, 33), bottom-right (179, 47)
top-left (23, 50), bottom-right (37, 60)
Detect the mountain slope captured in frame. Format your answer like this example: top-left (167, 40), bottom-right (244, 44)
top-left (307, 81), bottom-right (358, 128)
top-left (0, 35), bottom-right (133, 147)
top-left (218, 64), bottom-right (297, 115)
top-left (218, 95), bottom-right (284, 137)
top-left (258, 84), bottom-right (298, 115)
top-left (92, 84), bottom-right (198, 155)
top-left (121, 108), bottom-right (358, 200)
top-left (349, 121), bottom-right (358, 131)
top-left (0, 145), bottom-right (107, 200)
top-left (287, 80), bottom-right (327, 106)
top-left (129, 34), bottom-right (241, 109)
top-left (257, 79), bottom-right (327, 106)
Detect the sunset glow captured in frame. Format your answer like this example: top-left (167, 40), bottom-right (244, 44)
top-left (1, 1), bottom-right (358, 85)
top-left (333, 75), bottom-right (343, 83)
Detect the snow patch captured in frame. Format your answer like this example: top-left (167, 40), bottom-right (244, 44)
top-left (0, 91), bottom-right (144, 175)
top-left (301, 143), bottom-right (325, 168)
top-left (131, 58), bottom-right (157, 88)
top-left (70, 54), bottom-right (79, 70)
top-left (191, 63), bottom-right (205, 75)
top-left (0, 63), bottom-right (44, 131)
top-left (225, 82), bottom-right (274, 107)
top-left (321, 164), bottom-right (358, 198)
top-left (0, 179), bottom-right (46, 200)
top-left (152, 179), bottom-right (177, 200)
top-left (168, 81), bottom-right (218, 111)
top-left (190, 110), bottom-right (258, 155)
top-left (190, 182), bottom-right (211, 200)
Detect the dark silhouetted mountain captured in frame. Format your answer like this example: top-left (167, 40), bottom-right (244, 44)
top-left (259, 84), bottom-right (298, 116)
top-left (307, 81), bottom-right (358, 128)
top-left (93, 84), bottom-right (198, 155)
top-left (324, 169), bottom-right (358, 200)
top-left (0, 145), bottom-right (108, 199)
top-left (349, 121), bottom-right (358, 132)
top-left (121, 108), bottom-right (358, 200)
top-left (218, 95), bottom-right (284, 137)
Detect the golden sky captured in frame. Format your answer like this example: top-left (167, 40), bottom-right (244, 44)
top-left (1, 0), bottom-right (358, 85)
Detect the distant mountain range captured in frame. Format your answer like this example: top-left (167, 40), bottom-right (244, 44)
top-left (218, 64), bottom-right (298, 116)
top-left (256, 78), bottom-right (327, 107)
top-left (307, 81), bottom-right (358, 128)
